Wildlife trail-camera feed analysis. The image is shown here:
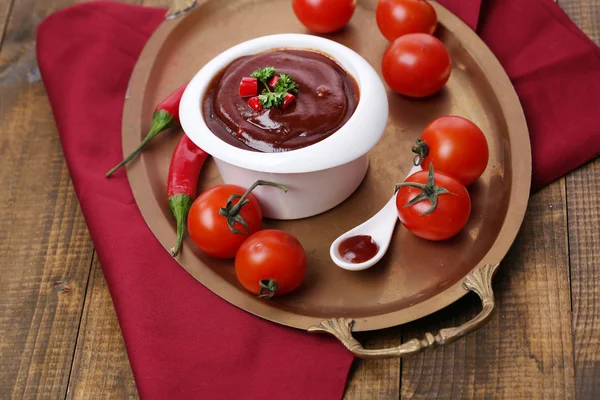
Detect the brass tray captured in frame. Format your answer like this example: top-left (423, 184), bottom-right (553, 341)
top-left (122, 0), bottom-right (531, 358)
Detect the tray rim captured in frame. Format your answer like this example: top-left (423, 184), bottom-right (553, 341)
top-left (121, 1), bottom-right (532, 332)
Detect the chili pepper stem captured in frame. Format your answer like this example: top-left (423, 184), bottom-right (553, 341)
top-left (105, 109), bottom-right (174, 177)
top-left (168, 193), bottom-right (193, 257)
top-left (258, 279), bottom-right (279, 299)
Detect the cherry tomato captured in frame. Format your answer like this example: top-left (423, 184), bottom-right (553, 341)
top-left (395, 165), bottom-right (470, 241)
top-left (187, 184), bottom-right (262, 259)
top-left (292, 0), bottom-right (355, 33)
top-left (382, 33), bottom-right (451, 98)
top-left (376, 0), bottom-right (437, 42)
top-left (413, 116), bottom-right (489, 186)
top-left (235, 230), bottom-right (307, 298)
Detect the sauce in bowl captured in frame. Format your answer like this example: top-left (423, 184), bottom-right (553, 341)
top-left (203, 50), bottom-right (359, 152)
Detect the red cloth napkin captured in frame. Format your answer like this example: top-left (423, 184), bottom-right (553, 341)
top-left (36, 0), bottom-right (600, 398)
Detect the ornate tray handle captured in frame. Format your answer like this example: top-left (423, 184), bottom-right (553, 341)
top-left (166, 0), bottom-right (197, 19)
top-left (308, 263), bottom-right (500, 360)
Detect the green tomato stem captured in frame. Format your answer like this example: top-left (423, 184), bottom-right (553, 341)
top-left (258, 279), bottom-right (279, 299)
top-left (411, 139), bottom-right (430, 167)
top-left (218, 180), bottom-right (288, 235)
top-left (394, 164), bottom-right (456, 216)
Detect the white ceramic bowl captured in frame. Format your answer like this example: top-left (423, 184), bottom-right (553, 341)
top-left (179, 34), bottom-right (388, 219)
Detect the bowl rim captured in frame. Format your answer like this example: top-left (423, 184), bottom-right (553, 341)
top-left (178, 33), bottom-right (389, 174)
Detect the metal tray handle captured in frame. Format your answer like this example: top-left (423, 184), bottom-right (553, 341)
top-left (308, 263), bottom-right (500, 359)
top-left (166, 0), bottom-right (197, 19)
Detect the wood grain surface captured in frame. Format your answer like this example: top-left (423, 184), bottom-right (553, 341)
top-left (560, 2), bottom-right (600, 398)
top-left (401, 181), bottom-right (575, 399)
top-left (0, 0), bottom-right (95, 398)
top-left (0, 0), bottom-right (598, 399)
top-left (66, 256), bottom-right (138, 400)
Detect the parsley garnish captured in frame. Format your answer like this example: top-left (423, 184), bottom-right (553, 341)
top-left (258, 92), bottom-right (286, 108)
top-left (274, 73), bottom-right (298, 94)
top-left (250, 66), bottom-right (276, 82)
top-left (250, 66), bottom-right (298, 108)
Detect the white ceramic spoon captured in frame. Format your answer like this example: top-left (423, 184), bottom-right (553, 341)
top-left (330, 165), bottom-right (422, 271)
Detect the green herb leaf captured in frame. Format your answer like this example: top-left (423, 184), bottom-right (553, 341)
top-left (258, 91), bottom-right (286, 108)
top-left (274, 73), bottom-right (298, 93)
top-left (251, 66), bottom-right (276, 82)
top-left (250, 67), bottom-right (298, 108)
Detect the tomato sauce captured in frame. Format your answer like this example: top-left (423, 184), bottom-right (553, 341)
top-left (203, 50), bottom-right (359, 152)
top-left (338, 235), bottom-right (379, 264)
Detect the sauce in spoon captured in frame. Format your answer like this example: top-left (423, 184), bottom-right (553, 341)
top-left (338, 235), bottom-right (379, 264)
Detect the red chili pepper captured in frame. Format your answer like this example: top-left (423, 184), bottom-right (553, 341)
top-left (248, 96), bottom-right (263, 111)
top-left (239, 77), bottom-right (258, 97)
top-left (282, 92), bottom-right (296, 109)
top-left (106, 83), bottom-right (188, 177)
top-left (269, 75), bottom-right (279, 88)
top-left (167, 134), bottom-right (209, 256)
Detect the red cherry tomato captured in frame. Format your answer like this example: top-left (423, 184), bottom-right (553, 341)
top-left (235, 230), bottom-right (307, 298)
top-left (396, 165), bottom-right (470, 241)
top-left (292, 0), bottom-right (356, 33)
top-left (382, 33), bottom-right (451, 98)
top-left (414, 116), bottom-right (489, 186)
top-left (187, 184), bottom-right (262, 259)
top-left (376, 0), bottom-right (437, 42)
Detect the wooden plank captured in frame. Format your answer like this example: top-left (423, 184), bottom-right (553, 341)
top-left (66, 256), bottom-right (139, 400)
top-left (344, 327), bottom-right (402, 400)
top-left (566, 160), bottom-right (600, 399)
top-left (0, 0), bottom-right (138, 397)
top-left (0, 0), bottom-right (99, 397)
top-left (3, 0), bottom-right (150, 398)
top-left (558, 2), bottom-right (600, 398)
top-left (0, 1), bottom-right (97, 398)
top-left (401, 180), bottom-right (575, 399)
top-left (559, 0), bottom-right (600, 43)
top-left (0, 0), bottom-right (14, 46)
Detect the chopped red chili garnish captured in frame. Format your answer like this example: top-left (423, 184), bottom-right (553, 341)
top-left (239, 77), bottom-right (258, 97)
top-left (269, 75), bottom-right (279, 88)
top-left (248, 96), bottom-right (263, 111)
top-left (281, 92), bottom-right (296, 109)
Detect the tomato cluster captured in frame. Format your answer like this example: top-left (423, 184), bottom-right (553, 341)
top-left (292, 0), bottom-right (451, 98)
top-left (395, 116), bottom-right (489, 241)
top-left (378, 0), bottom-right (451, 98)
top-left (187, 180), bottom-right (306, 298)
top-left (372, 2), bottom-right (487, 240)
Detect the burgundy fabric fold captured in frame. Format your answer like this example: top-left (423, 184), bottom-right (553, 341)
top-left (36, 0), bottom-right (599, 398)
top-left (477, 0), bottom-right (600, 188)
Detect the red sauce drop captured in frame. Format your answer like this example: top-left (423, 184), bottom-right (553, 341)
top-left (338, 235), bottom-right (379, 264)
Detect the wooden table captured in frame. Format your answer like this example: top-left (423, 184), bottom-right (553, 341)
top-left (0, 0), bottom-right (598, 398)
